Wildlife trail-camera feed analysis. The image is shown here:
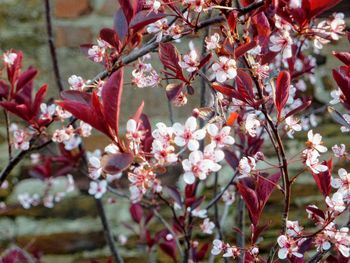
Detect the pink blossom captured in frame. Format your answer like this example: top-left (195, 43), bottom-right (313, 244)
top-left (325, 192), bottom-right (346, 214)
top-left (88, 180), bottom-right (107, 199)
top-left (173, 116), bottom-right (206, 151)
top-left (269, 30), bottom-right (293, 59)
top-left (207, 124), bottom-right (235, 148)
top-left (68, 75), bottom-right (85, 91)
top-left (179, 41), bottom-right (199, 73)
top-left (200, 218), bottom-right (215, 234)
top-left (245, 113), bottom-right (261, 137)
top-left (277, 235), bottom-right (303, 259)
top-left (2, 51), bottom-right (17, 65)
top-left (211, 56), bottom-right (237, 83)
top-left (332, 144), bottom-right (346, 158)
top-left (307, 130), bottom-right (327, 153)
top-left (205, 33), bottom-right (220, 50)
top-left (182, 150), bottom-right (211, 184)
top-left (238, 156), bottom-right (256, 178)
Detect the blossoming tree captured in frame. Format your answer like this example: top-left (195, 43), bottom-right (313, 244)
top-left (0, 0), bottom-right (349, 262)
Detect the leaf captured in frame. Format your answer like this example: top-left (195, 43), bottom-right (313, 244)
top-left (166, 83), bottom-right (185, 101)
top-left (236, 182), bottom-right (259, 225)
top-left (100, 28), bottom-right (120, 50)
top-left (56, 91), bottom-right (110, 137)
top-left (256, 172), bottom-right (281, 206)
top-left (102, 152), bottom-right (134, 174)
top-left (165, 186), bottom-right (182, 206)
top-left (274, 71), bottom-right (290, 119)
top-left (285, 99), bottom-right (312, 119)
top-left (101, 69), bottom-right (124, 135)
top-left (308, 0), bottom-right (342, 19)
top-left (0, 80), bottom-right (9, 98)
top-left (224, 149), bottom-right (239, 170)
top-left (234, 40), bottom-right (257, 58)
top-left (332, 68), bottom-right (350, 109)
top-left (130, 203), bottom-right (143, 223)
top-left (130, 11), bottom-right (167, 33)
top-left (32, 84), bottom-right (48, 117)
top-left (328, 106), bottom-right (350, 129)
top-left (132, 100), bottom-right (145, 122)
top-left (118, 0), bottom-right (137, 23)
top-left (16, 66), bottom-right (38, 92)
top-left (159, 42), bottom-right (184, 80)
top-left (311, 159), bottom-right (332, 197)
top-left (333, 51), bottom-right (350, 66)
top-left (159, 241), bottom-right (177, 263)
top-left (114, 9), bottom-right (128, 41)
top-left (236, 69), bottom-right (255, 102)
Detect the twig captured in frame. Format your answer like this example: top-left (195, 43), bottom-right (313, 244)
top-left (236, 197), bottom-right (245, 263)
top-left (153, 209), bottom-right (184, 257)
top-left (44, 0), bottom-right (64, 92)
top-left (95, 198), bottom-right (124, 263)
top-left (206, 171), bottom-right (238, 210)
top-left (3, 110), bottom-right (12, 160)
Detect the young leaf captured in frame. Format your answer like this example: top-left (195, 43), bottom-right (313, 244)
top-left (311, 159), bottom-right (332, 197)
top-left (114, 9), bottom-right (128, 41)
top-left (118, 0), bottom-right (137, 23)
top-left (102, 152), bottom-right (134, 175)
top-left (130, 203), bottom-right (143, 224)
top-left (101, 69), bottom-right (124, 135)
top-left (130, 11), bottom-right (167, 33)
top-left (159, 43), bottom-right (184, 80)
top-left (236, 182), bottom-right (260, 225)
top-left (274, 71), bottom-right (290, 119)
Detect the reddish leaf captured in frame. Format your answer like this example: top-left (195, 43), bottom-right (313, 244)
top-left (130, 203), bottom-right (143, 224)
top-left (333, 67), bottom-right (350, 109)
top-left (236, 182), bottom-right (260, 225)
top-left (100, 28), bottom-right (121, 50)
top-left (102, 152), bottom-right (134, 174)
top-left (234, 40), bottom-right (257, 58)
top-left (256, 172), bottom-right (281, 207)
top-left (306, 205), bottom-right (326, 222)
top-left (195, 242), bottom-right (210, 261)
top-left (198, 53), bottom-right (212, 70)
top-left (118, 0), bottom-right (137, 23)
top-left (56, 91), bottom-right (110, 137)
top-left (165, 186), bottom-right (182, 207)
top-left (130, 11), bottom-right (167, 32)
top-left (0, 80), bottom-right (9, 98)
top-left (236, 69), bottom-right (254, 100)
top-left (159, 241), bottom-right (177, 263)
top-left (16, 66), bottom-right (38, 92)
top-left (274, 71), bottom-right (290, 119)
top-left (285, 99), bottom-right (312, 119)
top-left (32, 84), bottom-right (48, 117)
top-left (132, 100), bottom-right (145, 122)
top-left (101, 69), bottom-right (124, 135)
top-left (333, 51), bottom-right (350, 66)
top-left (166, 83), bottom-right (185, 101)
top-left (311, 159), bottom-right (332, 197)
top-left (114, 9), bottom-right (128, 41)
top-left (308, 0), bottom-right (342, 19)
top-left (159, 43), bottom-right (184, 80)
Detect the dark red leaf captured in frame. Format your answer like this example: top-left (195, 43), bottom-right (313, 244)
top-left (159, 43), bottom-right (184, 80)
top-left (195, 242), bottom-right (210, 261)
top-left (236, 182), bottom-right (259, 225)
top-left (130, 203), bottom-right (143, 224)
top-left (132, 100), bottom-right (145, 122)
top-left (118, 0), bottom-right (137, 23)
top-left (16, 66), bottom-right (38, 92)
top-left (166, 83), bottom-right (185, 101)
top-left (274, 71), bottom-right (290, 119)
top-left (256, 172), bottom-right (281, 207)
top-left (224, 149), bottom-right (239, 170)
top-left (159, 241), bottom-right (177, 263)
top-left (0, 80), bottom-right (9, 98)
top-left (32, 84), bottom-right (48, 117)
top-left (308, 0), bottom-right (342, 19)
top-left (311, 159), bottom-right (332, 197)
top-left (102, 152), bottom-right (134, 174)
top-left (333, 51), bottom-right (350, 66)
top-left (56, 91), bottom-right (110, 137)
top-left (333, 68), bottom-right (350, 109)
top-left (236, 69), bottom-right (254, 99)
top-left (100, 28), bottom-right (121, 50)
top-left (285, 99), bottom-right (312, 119)
top-left (234, 40), bottom-right (257, 59)
top-left (165, 186), bottom-right (182, 207)
top-left (114, 9), bottom-right (128, 41)
top-left (198, 53), bottom-right (212, 70)
top-left (130, 11), bottom-right (167, 33)
top-left (101, 69), bottom-right (124, 135)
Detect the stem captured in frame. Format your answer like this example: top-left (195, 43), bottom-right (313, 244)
top-left (4, 110), bottom-right (12, 160)
top-left (95, 198), bottom-right (124, 263)
top-left (236, 196), bottom-right (245, 263)
top-left (44, 0), bottom-right (64, 92)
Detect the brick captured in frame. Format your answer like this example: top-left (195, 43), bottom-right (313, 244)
top-left (54, 0), bottom-right (92, 19)
top-left (55, 25), bottom-right (93, 48)
top-left (96, 0), bottom-right (118, 16)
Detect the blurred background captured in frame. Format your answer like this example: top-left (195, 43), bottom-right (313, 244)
top-left (0, 0), bottom-right (349, 262)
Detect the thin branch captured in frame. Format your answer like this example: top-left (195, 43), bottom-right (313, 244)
top-left (44, 0), bottom-right (64, 92)
top-left (153, 209), bottom-right (184, 258)
top-left (95, 198), bottom-right (124, 263)
top-left (3, 110), bottom-right (12, 160)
